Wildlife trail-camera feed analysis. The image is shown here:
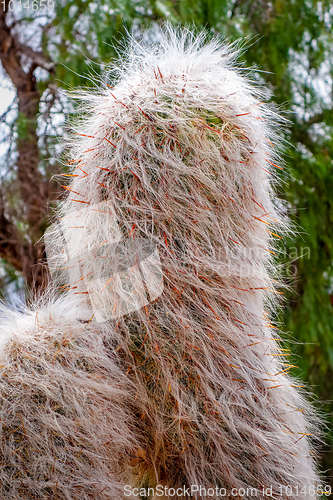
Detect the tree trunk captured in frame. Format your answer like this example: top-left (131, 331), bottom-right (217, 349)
top-left (0, 0), bottom-right (55, 293)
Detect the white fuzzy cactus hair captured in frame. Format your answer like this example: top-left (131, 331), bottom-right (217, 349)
top-left (0, 24), bottom-right (323, 499)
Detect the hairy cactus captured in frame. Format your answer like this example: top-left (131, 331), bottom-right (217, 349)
top-left (0, 25), bottom-right (323, 499)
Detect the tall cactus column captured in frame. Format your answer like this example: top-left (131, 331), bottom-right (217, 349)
top-left (0, 26), bottom-right (322, 499)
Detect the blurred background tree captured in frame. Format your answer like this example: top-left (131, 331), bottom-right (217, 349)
top-left (0, 0), bottom-right (332, 485)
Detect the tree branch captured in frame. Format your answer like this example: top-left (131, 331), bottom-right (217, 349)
top-left (292, 107), bottom-right (333, 150)
top-left (17, 41), bottom-right (55, 72)
top-left (305, 109), bottom-right (332, 127)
